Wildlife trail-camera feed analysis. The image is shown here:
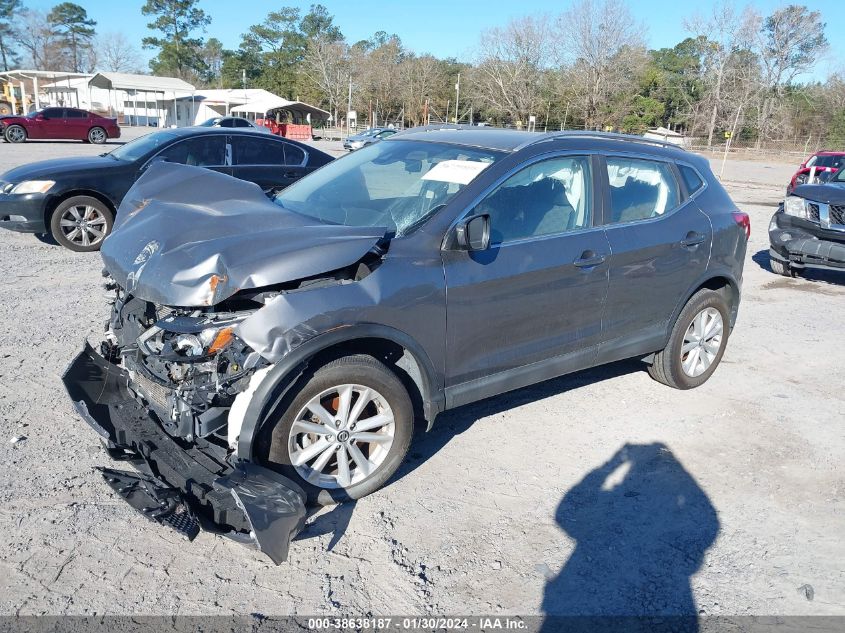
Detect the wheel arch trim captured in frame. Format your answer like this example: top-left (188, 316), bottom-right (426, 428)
top-left (236, 324), bottom-right (444, 461)
top-left (668, 269), bottom-right (741, 340)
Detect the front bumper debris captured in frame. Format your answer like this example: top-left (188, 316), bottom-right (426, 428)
top-left (768, 211), bottom-right (845, 272)
top-left (62, 342), bottom-right (306, 564)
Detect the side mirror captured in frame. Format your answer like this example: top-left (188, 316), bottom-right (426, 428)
top-left (35, 114), bottom-right (45, 121)
top-left (455, 213), bottom-right (490, 251)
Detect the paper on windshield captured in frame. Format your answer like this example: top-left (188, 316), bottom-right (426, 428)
top-left (422, 160), bottom-right (490, 185)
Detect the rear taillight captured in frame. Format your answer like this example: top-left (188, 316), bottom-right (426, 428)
top-left (733, 211), bottom-right (751, 239)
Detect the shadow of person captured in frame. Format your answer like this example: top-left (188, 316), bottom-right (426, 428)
top-left (541, 443), bottom-right (719, 633)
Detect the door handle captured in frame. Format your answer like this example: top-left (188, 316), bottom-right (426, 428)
top-left (282, 171), bottom-right (297, 178)
top-left (573, 252), bottom-right (606, 268)
top-left (680, 232), bottom-right (705, 248)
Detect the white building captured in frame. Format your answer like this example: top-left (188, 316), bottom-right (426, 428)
top-left (3, 69), bottom-right (329, 132)
top-left (644, 126), bottom-right (690, 148)
top-left (42, 72), bottom-right (196, 127)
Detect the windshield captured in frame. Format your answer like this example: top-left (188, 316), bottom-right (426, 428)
top-left (834, 168), bottom-right (845, 182)
top-left (808, 154), bottom-right (845, 169)
top-left (355, 128), bottom-right (384, 138)
top-left (274, 139), bottom-right (503, 236)
top-left (26, 109), bottom-right (44, 118)
top-left (108, 130), bottom-right (178, 162)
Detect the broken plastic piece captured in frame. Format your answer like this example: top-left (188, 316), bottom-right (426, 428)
top-left (215, 463), bottom-right (307, 564)
top-left (99, 467), bottom-right (200, 540)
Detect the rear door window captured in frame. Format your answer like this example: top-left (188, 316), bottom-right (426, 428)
top-left (65, 109), bottom-right (86, 118)
top-left (284, 143), bottom-right (305, 166)
top-left (605, 157), bottom-right (681, 224)
top-left (231, 135), bottom-right (285, 165)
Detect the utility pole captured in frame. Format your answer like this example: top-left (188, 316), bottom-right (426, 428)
top-left (347, 75), bottom-right (352, 138)
top-left (454, 73), bottom-right (460, 124)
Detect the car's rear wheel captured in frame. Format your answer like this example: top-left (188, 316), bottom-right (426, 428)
top-left (87, 127), bottom-right (107, 144)
top-left (5, 124), bottom-right (26, 143)
top-left (258, 354), bottom-right (414, 505)
top-left (49, 196), bottom-right (113, 252)
top-left (648, 289), bottom-right (730, 389)
top-left (769, 257), bottom-right (794, 277)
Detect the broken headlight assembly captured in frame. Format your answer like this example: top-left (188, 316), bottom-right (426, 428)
top-left (139, 313), bottom-right (251, 362)
top-left (172, 325), bottom-right (236, 358)
top-left (783, 195), bottom-right (814, 221)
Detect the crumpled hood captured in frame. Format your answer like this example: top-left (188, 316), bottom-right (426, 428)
top-left (792, 182), bottom-right (845, 205)
top-left (101, 162), bottom-right (386, 307)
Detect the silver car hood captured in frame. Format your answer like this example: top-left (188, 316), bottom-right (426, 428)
top-left (101, 163), bottom-right (386, 307)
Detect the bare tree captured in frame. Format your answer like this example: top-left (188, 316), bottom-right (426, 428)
top-left (684, 3), bottom-right (759, 146)
top-left (555, 0), bottom-right (646, 130)
top-left (754, 5), bottom-right (828, 145)
top-left (352, 34), bottom-right (404, 125)
top-left (13, 9), bottom-right (65, 70)
top-left (302, 35), bottom-right (350, 124)
top-left (399, 54), bottom-right (447, 126)
top-left (469, 15), bottom-right (552, 124)
top-left (96, 32), bottom-right (144, 73)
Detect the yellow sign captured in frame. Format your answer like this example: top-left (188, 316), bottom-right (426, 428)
top-left (724, 131), bottom-right (732, 139)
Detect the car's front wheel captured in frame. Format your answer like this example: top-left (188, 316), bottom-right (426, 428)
top-left (648, 289), bottom-right (730, 389)
top-left (87, 127), bottom-right (107, 144)
top-left (258, 354), bottom-right (414, 505)
top-left (5, 124), bottom-right (26, 143)
top-left (49, 196), bottom-right (113, 252)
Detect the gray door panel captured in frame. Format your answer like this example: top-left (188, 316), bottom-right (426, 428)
top-left (599, 203), bottom-right (712, 356)
top-left (443, 229), bottom-right (610, 388)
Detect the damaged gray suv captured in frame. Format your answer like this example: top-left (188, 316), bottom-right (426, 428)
top-left (64, 127), bottom-right (748, 563)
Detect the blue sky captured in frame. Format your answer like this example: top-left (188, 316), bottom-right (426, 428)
top-left (26, 0), bottom-right (844, 81)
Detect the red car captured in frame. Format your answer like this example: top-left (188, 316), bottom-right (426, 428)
top-left (787, 151), bottom-right (845, 193)
top-left (0, 107), bottom-right (120, 144)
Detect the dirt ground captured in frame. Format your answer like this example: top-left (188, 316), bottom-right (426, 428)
top-left (0, 129), bottom-right (842, 618)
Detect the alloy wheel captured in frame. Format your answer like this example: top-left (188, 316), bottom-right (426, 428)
top-left (89, 128), bottom-right (106, 143)
top-left (59, 205), bottom-right (108, 247)
top-left (288, 384), bottom-right (395, 489)
top-left (680, 307), bottom-right (724, 378)
top-left (6, 126), bottom-right (25, 142)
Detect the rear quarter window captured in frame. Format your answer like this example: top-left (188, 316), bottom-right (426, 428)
top-left (679, 165), bottom-right (704, 195)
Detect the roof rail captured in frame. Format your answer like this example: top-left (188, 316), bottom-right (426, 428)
top-left (539, 130), bottom-right (688, 152)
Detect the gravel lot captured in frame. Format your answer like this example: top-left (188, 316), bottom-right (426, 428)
top-left (0, 129), bottom-right (843, 618)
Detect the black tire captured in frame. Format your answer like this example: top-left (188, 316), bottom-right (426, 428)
top-left (770, 257), bottom-right (793, 277)
top-left (49, 195), bottom-right (113, 252)
top-left (257, 354), bottom-right (414, 505)
top-left (648, 289), bottom-right (730, 390)
top-left (5, 124), bottom-right (26, 143)
top-left (87, 126), bottom-right (107, 144)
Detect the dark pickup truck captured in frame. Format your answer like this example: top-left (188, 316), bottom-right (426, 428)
top-left (769, 167), bottom-right (845, 276)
